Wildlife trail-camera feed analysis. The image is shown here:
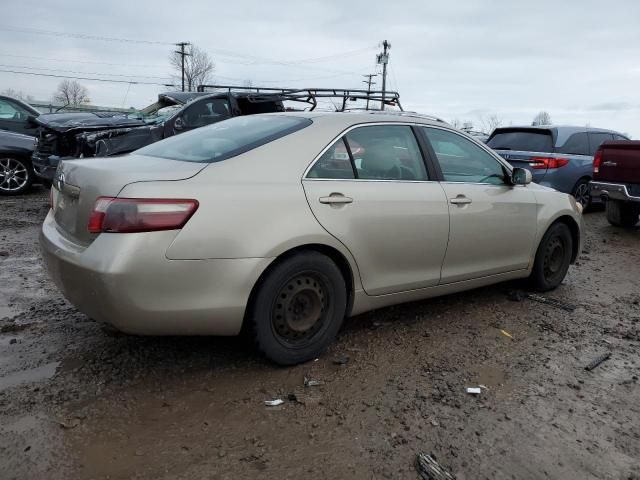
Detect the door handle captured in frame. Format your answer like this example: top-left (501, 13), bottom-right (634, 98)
top-left (319, 194), bottom-right (353, 205)
top-left (450, 195), bottom-right (472, 205)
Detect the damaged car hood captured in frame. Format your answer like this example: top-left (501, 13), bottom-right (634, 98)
top-left (34, 112), bottom-right (145, 133)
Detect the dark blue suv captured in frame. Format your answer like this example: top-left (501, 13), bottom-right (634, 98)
top-left (487, 126), bottom-right (629, 209)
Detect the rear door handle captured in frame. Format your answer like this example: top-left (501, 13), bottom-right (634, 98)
top-left (319, 194), bottom-right (353, 205)
top-left (450, 195), bottom-right (472, 205)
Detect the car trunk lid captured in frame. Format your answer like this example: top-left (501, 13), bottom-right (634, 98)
top-left (52, 154), bottom-right (207, 245)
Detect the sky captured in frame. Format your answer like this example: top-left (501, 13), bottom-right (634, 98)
top-left (1, 0), bottom-right (639, 137)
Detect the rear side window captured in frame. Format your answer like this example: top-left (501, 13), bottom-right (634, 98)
top-left (487, 129), bottom-right (553, 153)
top-left (346, 125), bottom-right (427, 180)
top-left (307, 138), bottom-right (355, 179)
top-left (614, 134), bottom-right (628, 141)
top-left (588, 132), bottom-right (614, 155)
top-left (557, 132), bottom-right (589, 155)
top-left (137, 115), bottom-right (311, 163)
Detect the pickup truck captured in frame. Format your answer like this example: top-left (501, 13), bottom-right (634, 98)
top-left (590, 140), bottom-right (640, 227)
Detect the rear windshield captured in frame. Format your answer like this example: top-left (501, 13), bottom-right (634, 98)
top-left (137, 115), bottom-right (312, 163)
top-left (487, 129), bottom-right (553, 153)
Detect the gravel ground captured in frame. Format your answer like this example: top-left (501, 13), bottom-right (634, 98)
top-left (1, 187), bottom-right (639, 480)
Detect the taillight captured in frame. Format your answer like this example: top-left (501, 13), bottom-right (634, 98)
top-left (593, 149), bottom-right (603, 174)
top-left (529, 157), bottom-right (569, 169)
top-left (88, 197), bottom-right (199, 234)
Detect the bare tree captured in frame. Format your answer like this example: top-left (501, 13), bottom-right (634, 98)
top-left (170, 44), bottom-right (215, 92)
top-left (532, 111), bottom-right (552, 126)
top-left (480, 114), bottom-right (502, 134)
top-left (52, 80), bottom-right (90, 107)
top-left (1, 88), bottom-right (34, 102)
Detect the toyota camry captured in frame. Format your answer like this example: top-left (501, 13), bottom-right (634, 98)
top-left (40, 112), bottom-right (584, 365)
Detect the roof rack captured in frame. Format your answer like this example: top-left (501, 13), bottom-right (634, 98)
top-left (196, 84), bottom-right (403, 112)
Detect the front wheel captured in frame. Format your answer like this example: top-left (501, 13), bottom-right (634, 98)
top-left (529, 222), bottom-right (573, 292)
top-left (0, 157), bottom-right (33, 195)
top-left (248, 252), bottom-right (347, 365)
top-left (606, 200), bottom-right (640, 227)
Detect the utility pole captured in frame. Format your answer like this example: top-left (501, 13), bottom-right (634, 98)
top-left (362, 74), bottom-right (377, 110)
top-left (175, 42), bottom-right (191, 92)
top-left (376, 40), bottom-right (391, 110)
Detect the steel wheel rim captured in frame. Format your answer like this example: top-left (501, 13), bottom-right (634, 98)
top-left (271, 273), bottom-right (329, 345)
top-left (574, 183), bottom-right (590, 208)
top-left (0, 158), bottom-right (29, 192)
top-left (543, 236), bottom-right (566, 279)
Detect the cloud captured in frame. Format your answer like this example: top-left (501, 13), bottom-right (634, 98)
top-left (1, 0), bottom-right (639, 137)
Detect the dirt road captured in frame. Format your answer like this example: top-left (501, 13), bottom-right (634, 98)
top-left (1, 188), bottom-right (638, 480)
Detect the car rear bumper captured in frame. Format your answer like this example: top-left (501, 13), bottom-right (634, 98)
top-left (590, 181), bottom-right (640, 203)
top-left (39, 210), bottom-right (272, 335)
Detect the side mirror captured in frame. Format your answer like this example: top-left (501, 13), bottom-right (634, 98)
top-left (512, 167), bottom-right (532, 185)
top-left (174, 117), bottom-right (184, 130)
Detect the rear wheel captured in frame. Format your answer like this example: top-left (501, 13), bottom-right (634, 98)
top-left (529, 222), bottom-right (573, 291)
top-left (572, 178), bottom-right (591, 211)
top-left (248, 252), bottom-right (347, 365)
top-left (606, 200), bottom-right (640, 227)
top-left (0, 157), bottom-right (33, 195)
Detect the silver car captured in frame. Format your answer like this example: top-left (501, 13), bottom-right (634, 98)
top-left (40, 112), bottom-right (584, 365)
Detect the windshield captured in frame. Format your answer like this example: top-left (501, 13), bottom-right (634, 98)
top-left (136, 115), bottom-right (312, 163)
top-left (487, 129), bottom-right (554, 153)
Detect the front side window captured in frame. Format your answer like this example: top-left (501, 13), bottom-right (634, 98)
top-left (345, 125), bottom-right (427, 180)
top-left (137, 115), bottom-right (311, 163)
top-left (0, 99), bottom-right (31, 122)
top-left (182, 98), bottom-right (231, 128)
top-left (423, 127), bottom-right (507, 185)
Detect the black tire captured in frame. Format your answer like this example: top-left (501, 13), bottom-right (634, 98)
top-left (248, 252), bottom-right (347, 365)
top-left (606, 200), bottom-right (640, 227)
top-left (572, 178), bottom-right (591, 211)
top-left (529, 222), bottom-right (573, 292)
top-left (0, 157), bottom-right (33, 196)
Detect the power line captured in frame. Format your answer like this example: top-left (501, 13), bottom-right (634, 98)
top-left (0, 25), bottom-right (374, 76)
top-left (0, 52), bottom-right (168, 70)
top-left (0, 63), bottom-right (172, 81)
top-left (0, 69), bottom-right (176, 86)
top-left (0, 25), bottom-right (172, 45)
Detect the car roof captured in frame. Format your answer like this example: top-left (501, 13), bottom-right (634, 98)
top-left (262, 110), bottom-right (449, 128)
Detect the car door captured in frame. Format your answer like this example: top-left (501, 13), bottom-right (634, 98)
top-left (302, 124), bottom-right (449, 296)
top-left (420, 126), bottom-right (538, 284)
top-left (0, 98), bottom-right (33, 136)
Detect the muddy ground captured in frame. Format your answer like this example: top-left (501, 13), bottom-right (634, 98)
top-left (0, 187), bottom-right (638, 480)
